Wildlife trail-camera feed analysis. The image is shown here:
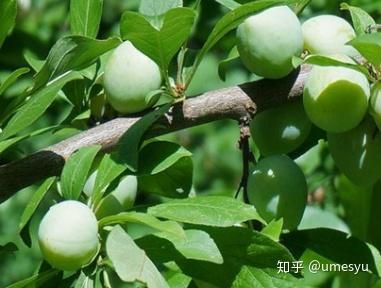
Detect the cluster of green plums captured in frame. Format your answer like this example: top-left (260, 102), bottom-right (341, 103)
top-left (238, 6), bottom-right (381, 229)
top-left (38, 4), bottom-right (381, 271)
top-left (38, 175), bottom-right (137, 271)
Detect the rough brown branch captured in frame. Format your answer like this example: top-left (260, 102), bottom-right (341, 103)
top-left (0, 65), bottom-right (310, 202)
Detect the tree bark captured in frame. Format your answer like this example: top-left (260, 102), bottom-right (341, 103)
top-left (0, 65), bottom-right (311, 202)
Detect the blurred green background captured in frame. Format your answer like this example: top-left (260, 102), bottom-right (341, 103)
top-left (1, 0), bottom-right (381, 287)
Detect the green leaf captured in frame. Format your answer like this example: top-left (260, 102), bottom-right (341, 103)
top-left (6, 269), bottom-right (61, 288)
top-left (139, 0), bottom-right (183, 17)
top-left (349, 33), bottom-right (381, 68)
top-left (282, 228), bottom-right (380, 276)
top-left (116, 104), bottom-right (171, 172)
top-left (91, 153), bottom-right (128, 206)
top-left (0, 0), bottom-right (17, 48)
top-left (34, 36), bottom-right (120, 90)
top-left (261, 218), bottom-right (283, 242)
top-left (24, 50), bottom-right (45, 72)
top-left (232, 266), bottom-right (308, 288)
top-left (341, 3), bottom-right (376, 36)
top-left (120, 8), bottom-right (196, 72)
top-left (19, 177), bottom-right (56, 233)
top-left (0, 72), bottom-right (81, 141)
top-left (186, 0), bottom-right (294, 86)
top-left (99, 211), bottom-right (185, 238)
top-left (214, 0), bottom-right (241, 10)
top-left (292, 0), bottom-right (311, 15)
top-left (61, 145), bottom-right (101, 200)
top-left (0, 67), bottom-right (30, 95)
top-left (0, 125), bottom-right (57, 155)
top-left (138, 226), bottom-right (295, 287)
top-left (148, 196), bottom-right (264, 226)
top-left (218, 45), bottom-right (240, 81)
top-left (304, 55), bottom-right (373, 80)
top-left (106, 225), bottom-right (169, 288)
top-left (166, 272), bottom-right (191, 288)
top-left (70, 0), bottom-right (103, 38)
top-left (74, 271), bottom-right (99, 288)
top-left (157, 229), bottom-right (223, 264)
top-left (139, 141), bottom-right (192, 175)
top-left (138, 156), bottom-right (193, 198)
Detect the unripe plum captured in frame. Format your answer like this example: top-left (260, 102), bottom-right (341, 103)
top-left (103, 41), bottom-right (162, 114)
top-left (236, 6), bottom-right (303, 79)
top-left (369, 82), bottom-right (381, 131)
top-left (302, 15), bottom-right (358, 57)
top-left (38, 201), bottom-right (99, 271)
top-left (328, 117), bottom-right (381, 186)
top-left (250, 99), bottom-right (312, 156)
top-left (96, 175), bottom-right (138, 219)
top-left (84, 172), bottom-right (138, 218)
top-left (303, 56), bottom-right (370, 133)
top-left (248, 155), bottom-right (307, 230)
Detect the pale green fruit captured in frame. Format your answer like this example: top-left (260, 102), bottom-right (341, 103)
top-left (236, 5), bottom-right (303, 79)
top-left (96, 175), bottom-right (138, 218)
top-left (103, 41), bottom-right (162, 114)
top-left (328, 117), bottom-right (381, 186)
top-left (38, 201), bottom-right (99, 271)
top-left (303, 56), bottom-right (370, 133)
top-left (369, 82), bottom-right (381, 131)
top-left (248, 155), bottom-right (307, 230)
top-left (84, 172), bottom-right (138, 218)
top-left (250, 99), bottom-right (311, 156)
top-left (302, 15), bottom-right (358, 57)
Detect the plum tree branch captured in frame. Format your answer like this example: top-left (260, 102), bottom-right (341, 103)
top-left (0, 65), bottom-right (310, 202)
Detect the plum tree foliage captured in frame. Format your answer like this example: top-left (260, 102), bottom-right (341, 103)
top-left (250, 99), bottom-right (311, 156)
top-left (236, 5), bottom-right (303, 79)
top-left (2, 0), bottom-right (381, 287)
top-left (302, 15), bottom-right (358, 57)
top-left (38, 201), bottom-right (99, 271)
top-left (103, 41), bottom-right (162, 114)
top-left (248, 155), bottom-right (307, 230)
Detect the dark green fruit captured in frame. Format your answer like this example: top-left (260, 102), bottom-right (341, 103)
top-left (250, 100), bottom-right (311, 156)
top-left (328, 117), bottom-right (381, 186)
top-left (248, 155), bottom-right (307, 230)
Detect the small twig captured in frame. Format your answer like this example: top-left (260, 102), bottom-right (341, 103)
top-left (235, 116), bottom-right (251, 203)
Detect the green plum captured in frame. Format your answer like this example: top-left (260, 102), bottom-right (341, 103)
top-left (103, 41), bottom-right (162, 114)
top-left (302, 15), bottom-right (358, 57)
top-left (38, 201), bottom-right (99, 271)
top-left (84, 172), bottom-right (138, 218)
top-left (236, 5), bottom-right (303, 79)
top-left (328, 117), bottom-right (381, 186)
top-left (250, 99), bottom-right (312, 156)
top-left (248, 155), bottom-right (307, 230)
top-left (303, 55), bottom-right (370, 133)
top-left (369, 82), bottom-right (381, 131)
